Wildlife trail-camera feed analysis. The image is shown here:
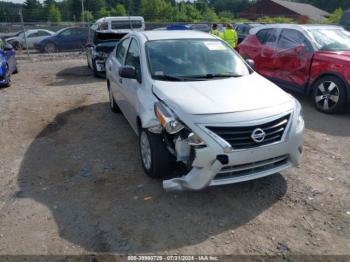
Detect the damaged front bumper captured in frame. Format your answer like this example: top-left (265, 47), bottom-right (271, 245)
top-left (163, 111), bottom-right (304, 192)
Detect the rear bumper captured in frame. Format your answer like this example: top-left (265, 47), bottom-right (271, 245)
top-left (163, 112), bottom-right (304, 192)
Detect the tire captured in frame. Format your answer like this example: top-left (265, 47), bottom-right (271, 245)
top-left (139, 129), bottom-right (171, 178)
top-left (3, 65), bottom-right (11, 88)
top-left (12, 41), bottom-right (21, 50)
top-left (108, 83), bottom-right (121, 113)
top-left (13, 66), bottom-right (18, 74)
top-left (92, 60), bottom-right (101, 78)
top-left (312, 76), bottom-right (346, 114)
top-left (87, 57), bottom-right (91, 69)
top-left (44, 42), bottom-right (57, 53)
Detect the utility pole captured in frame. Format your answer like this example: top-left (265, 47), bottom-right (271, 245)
top-left (81, 0), bottom-right (85, 27)
top-left (19, 9), bottom-right (29, 58)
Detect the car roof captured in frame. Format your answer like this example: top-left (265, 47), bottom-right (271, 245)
top-left (95, 16), bottom-right (144, 23)
top-left (251, 23), bottom-right (344, 34)
top-left (138, 30), bottom-right (215, 41)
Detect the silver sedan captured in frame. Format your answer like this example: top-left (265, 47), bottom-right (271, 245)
top-left (106, 30), bottom-right (304, 191)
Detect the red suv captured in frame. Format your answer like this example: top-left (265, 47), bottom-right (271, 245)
top-left (238, 24), bottom-right (350, 114)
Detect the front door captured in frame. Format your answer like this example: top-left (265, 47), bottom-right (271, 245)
top-left (107, 37), bottom-right (131, 113)
top-left (119, 38), bottom-right (142, 131)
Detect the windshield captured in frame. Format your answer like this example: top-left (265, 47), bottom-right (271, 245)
top-left (146, 39), bottom-right (250, 81)
top-left (308, 29), bottom-right (350, 51)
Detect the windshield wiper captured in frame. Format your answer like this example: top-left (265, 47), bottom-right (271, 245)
top-left (153, 74), bottom-right (205, 81)
top-left (186, 73), bottom-right (243, 79)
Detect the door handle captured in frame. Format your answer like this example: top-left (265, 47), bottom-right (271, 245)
top-left (119, 78), bottom-right (123, 84)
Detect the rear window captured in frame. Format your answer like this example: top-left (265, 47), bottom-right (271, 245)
top-left (111, 20), bottom-right (143, 30)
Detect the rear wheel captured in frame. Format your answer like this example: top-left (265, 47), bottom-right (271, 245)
top-left (312, 76), bottom-right (346, 114)
top-left (139, 129), bottom-right (171, 178)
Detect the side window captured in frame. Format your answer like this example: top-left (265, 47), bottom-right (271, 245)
top-left (236, 25), bottom-right (244, 34)
top-left (278, 29), bottom-right (312, 51)
top-left (60, 29), bottom-right (73, 37)
top-left (75, 28), bottom-right (87, 35)
top-left (116, 38), bottom-right (131, 63)
top-left (256, 30), bottom-right (267, 43)
top-left (37, 31), bottom-right (51, 36)
top-left (256, 29), bottom-right (278, 46)
top-left (125, 39), bottom-right (141, 76)
top-left (27, 32), bottom-right (37, 38)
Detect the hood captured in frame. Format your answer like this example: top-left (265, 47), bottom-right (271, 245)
top-left (315, 51), bottom-right (350, 63)
top-left (153, 73), bottom-right (293, 115)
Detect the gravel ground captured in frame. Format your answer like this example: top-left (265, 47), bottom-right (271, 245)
top-left (0, 57), bottom-right (349, 257)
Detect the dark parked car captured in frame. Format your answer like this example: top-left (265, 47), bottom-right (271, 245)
top-left (340, 10), bottom-right (350, 31)
top-left (34, 27), bottom-right (89, 53)
top-left (234, 23), bottom-right (264, 44)
top-left (186, 23), bottom-right (211, 32)
top-left (0, 38), bottom-right (17, 87)
top-left (86, 30), bottom-right (125, 77)
top-left (238, 24), bottom-right (350, 114)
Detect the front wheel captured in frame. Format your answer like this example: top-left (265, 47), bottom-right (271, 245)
top-left (312, 76), bottom-right (346, 114)
top-left (44, 42), bottom-right (57, 53)
top-left (139, 129), bottom-right (171, 178)
top-left (3, 65), bottom-right (11, 87)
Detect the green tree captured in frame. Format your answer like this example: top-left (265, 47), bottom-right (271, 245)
top-left (48, 4), bottom-right (62, 22)
top-left (140, 0), bottom-right (172, 21)
top-left (185, 4), bottom-right (203, 22)
top-left (99, 7), bottom-right (110, 18)
top-left (81, 10), bottom-right (94, 22)
top-left (111, 4), bottom-right (127, 16)
top-left (85, 0), bottom-right (106, 18)
top-left (23, 0), bottom-right (43, 22)
top-left (202, 7), bottom-right (218, 22)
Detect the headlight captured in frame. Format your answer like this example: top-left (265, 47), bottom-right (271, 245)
top-left (154, 102), bottom-right (184, 134)
top-left (295, 100), bottom-right (304, 131)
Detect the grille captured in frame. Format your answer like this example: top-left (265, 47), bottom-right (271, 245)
top-left (214, 155), bottom-right (289, 180)
top-left (206, 114), bottom-right (290, 150)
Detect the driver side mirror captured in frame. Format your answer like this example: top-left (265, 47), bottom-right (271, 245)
top-left (245, 59), bottom-right (255, 70)
top-left (119, 65), bottom-right (141, 83)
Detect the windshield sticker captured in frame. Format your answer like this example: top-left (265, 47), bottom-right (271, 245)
top-left (204, 41), bottom-right (227, 50)
top-left (154, 71), bottom-right (164, 76)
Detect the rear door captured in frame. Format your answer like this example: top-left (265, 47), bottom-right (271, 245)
top-left (274, 29), bottom-right (313, 89)
top-left (254, 28), bottom-right (279, 79)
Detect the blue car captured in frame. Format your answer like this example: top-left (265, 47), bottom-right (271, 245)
top-left (34, 27), bottom-right (89, 53)
top-left (0, 38), bottom-right (17, 88)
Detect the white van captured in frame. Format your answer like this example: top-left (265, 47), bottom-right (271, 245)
top-left (91, 16), bottom-right (145, 33)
